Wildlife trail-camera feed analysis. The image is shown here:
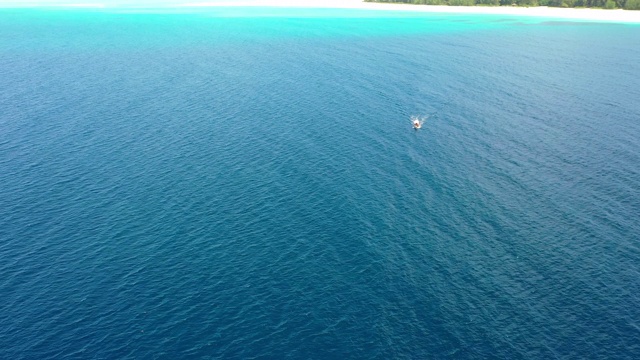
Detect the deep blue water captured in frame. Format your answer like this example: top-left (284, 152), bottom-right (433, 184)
top-left (1, 7), bottom-right (640, 359)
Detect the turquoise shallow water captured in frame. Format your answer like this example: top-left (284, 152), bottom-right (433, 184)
top-left (1, 7), bottom-right (640, 359)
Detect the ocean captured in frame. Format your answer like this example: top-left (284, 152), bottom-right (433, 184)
top-left (1, 7), bottom-right (639, 359)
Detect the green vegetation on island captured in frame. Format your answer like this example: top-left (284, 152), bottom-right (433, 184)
top-left (365, 0), bottom-right (640, 10)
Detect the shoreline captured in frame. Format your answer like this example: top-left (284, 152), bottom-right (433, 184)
top-left (2, 1), bottom-right (639, 23)
top-left (180, 1), bottom-right (640, 22)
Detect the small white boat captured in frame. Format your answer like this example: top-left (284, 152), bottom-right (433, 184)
top-left (411, 116), bottom-right (422, 130)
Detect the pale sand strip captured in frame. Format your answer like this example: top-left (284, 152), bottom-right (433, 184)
top-left (181, 0), bottom-right (640, 23)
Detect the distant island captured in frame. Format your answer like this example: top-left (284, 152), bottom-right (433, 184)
top-left (365, 0), bottom-right (640, 10)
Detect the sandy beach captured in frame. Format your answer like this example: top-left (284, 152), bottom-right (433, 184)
top-left (181, 0), bottom-right (640, 23)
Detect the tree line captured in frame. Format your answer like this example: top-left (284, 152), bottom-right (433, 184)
top-left (365, 0), bottom-right (640, 10)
